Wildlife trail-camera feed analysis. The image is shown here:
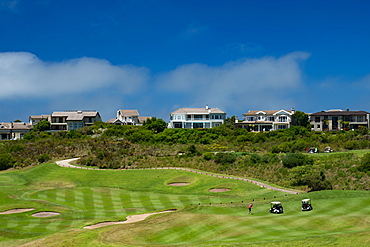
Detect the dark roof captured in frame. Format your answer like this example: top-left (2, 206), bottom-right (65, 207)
top-left (310, 110), bottom-right (369, 116)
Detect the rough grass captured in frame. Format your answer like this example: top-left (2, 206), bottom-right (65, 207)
top-left (0, 163), bottom-right (369, 246)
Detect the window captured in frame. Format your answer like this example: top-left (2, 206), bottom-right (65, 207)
top-left (357, 116), bottom-right (364, 122)
top-left (194, 115), bottom-right (203, 120)
top-left (193, 123), bottom-right (203, 128)
top-left (213, 123), bottom-right (220, 127)
top-left (246, 116), bottom-right (255, 121)
top-left (315, 117), bottom-right (320, 123)
top-left (277, 125), bottom-right (288, 129)
top-left (257, 116), bottom-right (265, 121)
top-left (278, 116), bottom-right (288, 122)
top-left (316, 124), bottom-right (320, 128)
top-left (268, 116), bottom-right (274, 122)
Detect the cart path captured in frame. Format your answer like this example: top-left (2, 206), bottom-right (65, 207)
top-left (56, 158), bottom-right (300, 194)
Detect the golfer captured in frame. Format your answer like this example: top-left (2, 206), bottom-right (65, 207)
top-left (248, 203), bottom-right (253, 214)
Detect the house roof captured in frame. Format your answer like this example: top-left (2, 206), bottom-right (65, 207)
top-left (118, 110), bottom-right (139, 117)
top-left (138, 116), bottom-right (151, 123)
top-left (170, 107), bottom-right (226, 114)
top-left (310, 110), bottom-right (369, 116)
top-left (29, 115), bottom-right (50, 120)
top-left (0, 122), bottom-right (33, 130)
top-left (243, 110), bottom-right (294, 116)
top-left (51, 111), bottom-right (100, 121)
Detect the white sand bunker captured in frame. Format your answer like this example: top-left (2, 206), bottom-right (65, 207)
top-left (0, 208), bottom-right (35, 215)
top-left (84, 209), bottom-right (177, 229)
top-left (32, 211), bottom-right (61, 217)
top-left (168, 182), bottom-right (190, 186)
top-left (209, 188), bottom-right (231, 192)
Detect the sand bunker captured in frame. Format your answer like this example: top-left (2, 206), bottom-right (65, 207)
top-left (0, 208), bottom-right (35, 215)
top-left (209, 188), bottom-right (231, 192)
top-left (84, 209), bottom-right (176, 229)
top-left (32, 212), bottom-right (61, 217)
top-left (168, 182), bottom-right (190, 186)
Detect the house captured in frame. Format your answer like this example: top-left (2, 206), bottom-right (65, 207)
top-left (235, 109), bottom-right (295, 131)
top-left (116, 110), bottom-right (140, 125)
top-left (49, 110), bottom-right (102, 131)
top-left (168, 105), bottom-right (226, 129)
top-left (0, 122), bottom-right (33, 140)
top-left (310, 109), bottom-right (370, 131)
top-left (29, 115), bottom-right (50, 125)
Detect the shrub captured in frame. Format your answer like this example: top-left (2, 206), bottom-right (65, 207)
top-left (344, 140), bottom-right (359, 150)
top-left (358, 153), bottom-right (370, 172)
top-left (38, 154), bottom-right (50, 163)
top-left (203, 152), bottom-right (213, 161)
top-left (0, 153), bottom-right (16, 170)
top-left (214, 152), bottom-right (237, 165)
top-left (282, 153), bottom-right (313, 168)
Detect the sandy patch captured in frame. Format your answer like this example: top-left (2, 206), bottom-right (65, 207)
top-left (168, 182), bottom-right (190, 186)
top-left (32, 211), bottom-right (61, 217)
top-left (84, 209), bottom-right (176, 229)
top-left (0, 208), bottom-right (35, 214)
top-left (209, 188), bottom-right (231, 192)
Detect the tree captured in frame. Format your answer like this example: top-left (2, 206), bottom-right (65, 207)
top-left (224, 116), bottom-right (237, 129)
top-left (143, 117), bottom-right (167, 133)
top-left (291, 111), bottom-right (310, 128)
top-left (32, 120), bottom-right (50, 132)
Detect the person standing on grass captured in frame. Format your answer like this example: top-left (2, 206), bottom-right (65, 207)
top-left (248, 203), bottom-right (253, 214)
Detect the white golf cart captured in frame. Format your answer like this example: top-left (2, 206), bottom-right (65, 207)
top-left (302, 199), bottom-right (313, 211)
top-left (270, 201), bottom-right (284, 214)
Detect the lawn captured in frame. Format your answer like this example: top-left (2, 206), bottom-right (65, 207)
top-left (0, 163), bottom-right (369, 246)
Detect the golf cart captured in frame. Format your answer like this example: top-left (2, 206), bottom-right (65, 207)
top-left (302, 199), bottom-right (313, 211)
top-left (270, 202), bottom-right (284, 214)
top-left (306, 147), bottom-right (318, 153)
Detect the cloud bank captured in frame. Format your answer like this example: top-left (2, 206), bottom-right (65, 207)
top-left (0, 52), bottom-right (148, 99)
top-left (158, 52), bottom-right (311, 111)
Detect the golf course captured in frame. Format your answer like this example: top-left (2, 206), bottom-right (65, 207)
top-left (0, 160), bottom-right (369, 246)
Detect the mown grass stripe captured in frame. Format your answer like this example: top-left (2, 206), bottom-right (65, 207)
top-left (74, 189), bottom-right (85, 209)
top-left (82, 188), bottom-right (95, 210)
top-left (120, 192), bottom-right (133, 209)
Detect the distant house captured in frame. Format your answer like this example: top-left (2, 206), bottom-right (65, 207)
top-left (0, 122), bottom-right (33, 140)
top-left (235, 109), bottom-right (295, 131)
top-left (29, 115), bottom-right (50, 125)
top-left (49, 110), bottom-right (102, 131)
top-left (168, 105), bottom-right (226, 129)
top-left (310, 109), bottom-right (370, 131)
top-left (116, 110), bottom-right (140, 125)
top-left (110, 110), bottom-right (151, 126)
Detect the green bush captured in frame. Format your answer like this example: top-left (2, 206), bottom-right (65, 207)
top-left (282, 153), bottom-right (313, 168)
top-left (358, 153), bottom-right (370, 172)
top-left (0, 153), bottom-right (16, 170)
top-left (344, 140), bottom-right (360, 150)
top-left (214, 152), bottom-right (237, 165)
top-left (38, 154), bottom-right (50, 163)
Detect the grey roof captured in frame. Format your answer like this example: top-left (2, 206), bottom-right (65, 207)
top-left (51, 111), bottom-right (100, 121)
top-left (171, 107), bottom-right (226, 114)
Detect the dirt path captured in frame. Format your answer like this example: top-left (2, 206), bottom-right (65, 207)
top-left (83, 210), bottom-right (176, 229)
top-left (56, 158), bottom-right (300, 194)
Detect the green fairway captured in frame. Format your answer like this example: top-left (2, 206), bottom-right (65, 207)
top-left (0, 163), bottom-right (369, 246)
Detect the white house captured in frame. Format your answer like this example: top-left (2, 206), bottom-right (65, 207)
top-left (235, 109), bottom-right (295, 131)
top-left (168, 105), bottom-right (226, 129)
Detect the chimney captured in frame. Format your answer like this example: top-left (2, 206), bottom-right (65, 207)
top-left (346, 108), bottom-right (349, 111)
top-left (205, 105), bottom-right (209, 110)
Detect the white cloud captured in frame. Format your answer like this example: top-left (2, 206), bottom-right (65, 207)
top-left (0, 52), bottom-right (149, 99)
top-left (158, 52), bottom-right (310, 111)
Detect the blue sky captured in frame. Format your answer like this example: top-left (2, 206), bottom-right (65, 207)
top-left (0, 0), bottom-right (369, 122)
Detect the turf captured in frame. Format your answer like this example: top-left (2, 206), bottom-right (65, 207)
top-left (0, 163), bottom-right (369, 246)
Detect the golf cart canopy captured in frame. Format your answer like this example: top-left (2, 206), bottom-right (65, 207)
top-left (271, 202), bottom-right (281, 204)
top-left (302, 199), bottom-right (310, 203)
